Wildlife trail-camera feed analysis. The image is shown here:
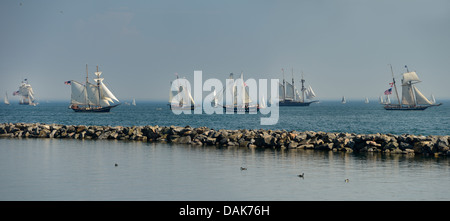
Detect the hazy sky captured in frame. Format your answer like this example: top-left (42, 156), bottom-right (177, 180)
top-left (1, 0), bottom-right (449, 102)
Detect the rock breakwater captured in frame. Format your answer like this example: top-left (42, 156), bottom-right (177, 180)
top-left (1, 122), bottom-right (449, 156)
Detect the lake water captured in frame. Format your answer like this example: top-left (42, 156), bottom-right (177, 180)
top-left (0, 138), bottom-right (449, 201)
top-left (0, 101), bottom-right (449, 201)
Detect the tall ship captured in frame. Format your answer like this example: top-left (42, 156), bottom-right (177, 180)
top-left (13, 79), bottom-right (37, 106)
top-left (168, 74), bottom-right (196, 110)
top-left (220, 73), bottom-right (260, 112)
top-left (66, 65), bottom-right (120, 112)
top-left (384, 65), bottom-right (441, 110)
top-left (279, 69), bottom-right (318, 106)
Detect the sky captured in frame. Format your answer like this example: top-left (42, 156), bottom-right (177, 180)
top-left (1, 0), bottom-right (449, 103)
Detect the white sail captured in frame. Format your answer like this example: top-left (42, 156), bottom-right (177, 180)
top-left (386, 95), bottom-right (391, 104)
top-left (431, 94), bottom-right (436, 104)
top-left (402, 71), bottom-right (421, 85)
top-left (401, 84), bottom-right (415, 105)
top-left (71, 81), bottom-right (88, 105)
top-left (413, 86), bottom-right (433, 105)
top-left (132, 98), bottom-right (136, 106)
top-left (305, 86), bottom-right (316, 99)
top-left (379, 96), bottom-right (384, 104)
top-left (365, 97), bottom-right (369, 104)
top-left (342, 96), bottom-right (346, 104)
top-left (100, 82), bottom-right (119, 102)
top-left (260, 95), bottom-right (266, 108)
top-left (4, 92), bottom-right (10, 105)
top-left (85, 82), bottom-right (100, 106)
top-left (285, 82), bottom-right (295, 100)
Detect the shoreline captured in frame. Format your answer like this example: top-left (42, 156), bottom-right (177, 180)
top-left (1, 122), bottom-right (449, 156)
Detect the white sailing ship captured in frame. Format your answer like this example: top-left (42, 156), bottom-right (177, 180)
top-left (13, 79), bottom-right (37, 106)
top-left (341, 96), bottom-right (346, 104)
top-left (169, 74), bottom-right (196, 110)
top-left (66, 65), bottom-right (120, 112)
top-left (384, 65), bottom-right (441, 110)
top-left (220, 73), bottom-right (259, 112)
top-left (279, 68), bottom-right (318, 106)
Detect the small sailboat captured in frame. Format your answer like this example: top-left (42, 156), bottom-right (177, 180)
top-left (4, 92), bottom-right (10, 105)
top-left (279, 68), bottom-right (318, 106)
top-left (169, 74), bottom-right (195, 110)
top-left (364, 97), bottom-right (369, 104)
top-left (384, 65), bottom-right (441, 110)
top-left (66, 65), bottom-right (120, 112)
top-left (13, 79), bottom-right (37, 106)
top-left (132, 98), bottom-right (136, 106)
top-left (341, 96), bottom-right (346, 104)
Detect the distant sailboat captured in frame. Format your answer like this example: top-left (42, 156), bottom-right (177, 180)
top-left (66, 65), bottom-right (120, 112)
top-left (13, 79), bottom-right (37, 106)
top-left (341, 96), bottom-right (346, 104)
top-left (4, 92), bottom-right (10, 105)
top-left (132, 98), bottom-right (136, 106)
top-left (169, 74), bottom-right (195, 110)
top-left (384, 65), bottom-right (441, 110)
top-left (365, 97), bottom-right (369, 104)
top-left (430, 94), bottom-right (436, 104)
top-left (279, 68), bottom-right (318, 106)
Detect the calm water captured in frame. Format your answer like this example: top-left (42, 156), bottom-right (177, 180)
top-left (0, 138), bottom-right (449, 201)
top-left (0, 101), bottom-right (449, 201)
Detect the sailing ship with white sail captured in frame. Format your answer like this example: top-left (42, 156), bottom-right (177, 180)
top-left (13, 79), bottom-right (37, 106)
top-left (341, 96), bottom-right (346, 104)
top-left (279, 69), bottom-right (318, 106)
top-left (384, 65), bottom-right (441, 110)
top-left (66, 65), bottom-right (120, 112)
top-left (168, 74), bottom-right (196, 110)
top-left (221, 73), bottom-right (260, 112)
top-left (4, 92), bottom-right (10, 105)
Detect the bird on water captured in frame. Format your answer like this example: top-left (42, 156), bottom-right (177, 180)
top-left (240, 167), bottom-right (247, 171)
top-left (297, 173), bottom-right (304, 178)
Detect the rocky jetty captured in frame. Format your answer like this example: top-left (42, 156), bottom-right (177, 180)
top-left (1, 122), bottom-right (449, 156)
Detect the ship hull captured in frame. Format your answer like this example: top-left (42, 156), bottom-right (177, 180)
top-left (383, 104), bottom-right (441, 111)
top-left (223, 106), bottom-right (260, 113)
top-left (71, 104), bottom-right (120, 112)
top-left (279, 100), bottom-right (318, 106)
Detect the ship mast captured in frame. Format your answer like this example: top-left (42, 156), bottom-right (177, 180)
top-left (97, 65), bottom-right (102, 107)
top-left (301, 72), bottom-right (305, 103)
top-left (389, 64), bottom-right (401, 107)
top-left (291, 68), bottom-right (295, 101)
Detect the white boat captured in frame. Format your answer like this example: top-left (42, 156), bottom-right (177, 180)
top-left (279, 68), bottom-right (318, 106)
top-left (365, 97), bottom-right (369, 104)
top-left (4, 92), bottom-right (10, 105)
top-left (384, 65), bottom-right (441, 110)
top-left (13, 79), bottom-right (37, 106)
top-left (132, 98), bottom-right (136, 106)
top-left (341, 96), bottom-right (346, 104)
top-left (66, 65), bottom-right (120, 112)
